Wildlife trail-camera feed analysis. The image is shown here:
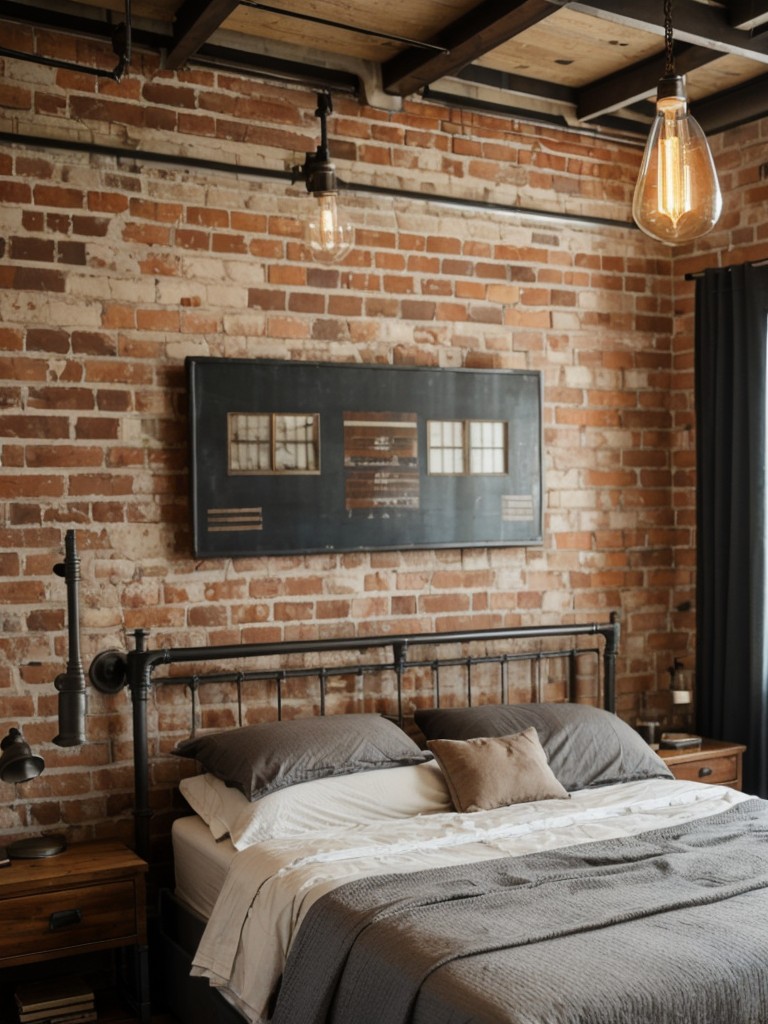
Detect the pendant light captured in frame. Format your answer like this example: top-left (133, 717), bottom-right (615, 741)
top-left (293, 93), bottom-right (353, 263)
top-left (632, 0), bottom-right (722, 245)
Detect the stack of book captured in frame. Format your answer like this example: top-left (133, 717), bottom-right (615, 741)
top-left (14, 978), bottom-right (96, 1024)
top-left (660, 732), bottom-right (702, 750)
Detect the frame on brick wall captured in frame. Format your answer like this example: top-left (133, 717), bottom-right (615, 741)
top-left (187, 357), bottom-right (543, 557)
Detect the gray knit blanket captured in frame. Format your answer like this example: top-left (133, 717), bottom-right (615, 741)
top-left (271, 799), bottom-right (768, 1024)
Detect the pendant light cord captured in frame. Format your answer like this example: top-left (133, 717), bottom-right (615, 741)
top-left (664, 0), bottom-right (675, 76)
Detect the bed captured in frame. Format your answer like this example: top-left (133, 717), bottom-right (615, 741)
top-left (88, 616), bottom-right (768, 1024)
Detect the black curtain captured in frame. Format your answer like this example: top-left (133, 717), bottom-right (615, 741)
top-left (695, 263), bottom-right (768, 797)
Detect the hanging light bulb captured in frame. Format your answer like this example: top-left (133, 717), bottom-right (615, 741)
top-left (306, 191), bottom-right (352, 263)
top-left (293, 93), bottom-right (353, 263)
top-left (632, 0), bottom-right (722, 245)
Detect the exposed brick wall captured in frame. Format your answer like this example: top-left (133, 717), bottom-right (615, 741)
top-left (0, 22), bottom-right (764, 849)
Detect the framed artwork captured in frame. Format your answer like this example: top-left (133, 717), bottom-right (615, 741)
top-left (187, 358), bottom-right (543, 557)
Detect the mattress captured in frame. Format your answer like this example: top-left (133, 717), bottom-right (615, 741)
top-left (172, 813), bottom-right (237, 919)
top-left (189, 777), bottom-right (750, 1024)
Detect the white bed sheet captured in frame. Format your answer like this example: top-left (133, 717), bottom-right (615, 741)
top-left (173, 813), bottom-right (238, 919)
top-left (189, 778), bottom-right (750, 1024)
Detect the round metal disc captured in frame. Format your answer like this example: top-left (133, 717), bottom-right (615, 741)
top-left (89, 649), bottom-right (127, 694)
top-left (8, 835), bottom-right (67, 858)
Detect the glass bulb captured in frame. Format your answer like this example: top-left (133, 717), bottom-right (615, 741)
top-left (633, 91), bottom-right (722, 245)
top-left (306, 192), bottom-right (352, 263)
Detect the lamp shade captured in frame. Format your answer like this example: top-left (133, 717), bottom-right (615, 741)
top-left (632, 75), bottom-right (722, 245)
top-left (0, 728), bottom-right (44, 784)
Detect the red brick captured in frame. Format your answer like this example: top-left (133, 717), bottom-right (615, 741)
top-left (26, 329), bottom-right (69, 354)
top-left (88, 191), bottom-right (129, 213)
top-left (0, 83), bottom-right (32, 109)
top-left (33, 185), bottom-right (84, 209)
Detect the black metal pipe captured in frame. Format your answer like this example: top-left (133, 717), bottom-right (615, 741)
top-left (127, 620), bottom-right (618, 670)
top-left (0, 0), bottom-right (131, 82)
top-left (0, 131), bottom-right (635, 232)
top-left (52, 530), bottom-right (87, 747)
top-left (128, 629), bottom-right (152, 862)
top-left (604, 610), bottom-right (621, 712)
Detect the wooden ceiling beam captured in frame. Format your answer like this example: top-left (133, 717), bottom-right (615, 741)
top-left (577, 43), bottom-right (721, 121)
top-left (165, 0), bottom-right (241, 69)
top-left (549, 0), bottom-right (768, 62)
top-left (381, 0), bottom-right (556, 97)
top-left (694, 68), bottom-right (768, 134)
top-left (728, 0), bottom-right (768, 31)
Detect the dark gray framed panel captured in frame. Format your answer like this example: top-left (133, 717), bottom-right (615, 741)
top-left (187, 358), bottom-right (543, 557)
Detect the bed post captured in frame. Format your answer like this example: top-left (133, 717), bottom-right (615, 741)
top-left (127, 630), bottom-right (153, 863)
top-left (393, 641), bottom-right (407, 726)
top-left (603, 612), bottom-right (620, 714)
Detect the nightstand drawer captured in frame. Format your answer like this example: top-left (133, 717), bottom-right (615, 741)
top-left (668, 753), bottom-right (738, 786)
top-left (0, 879), bottom-right (137, 963)
top-left (658, 739), bottom-right (746, 791)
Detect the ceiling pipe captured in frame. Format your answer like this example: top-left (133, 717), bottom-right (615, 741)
top-left (0, 0), bottom-right (131, 81)
top-left (0, 130), bottom-right (636, 232)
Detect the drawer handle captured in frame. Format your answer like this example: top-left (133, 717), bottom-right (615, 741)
top-left (49, 908), bottom-right (82, 931)
top-left (698, 766), bottom-right (713, 778)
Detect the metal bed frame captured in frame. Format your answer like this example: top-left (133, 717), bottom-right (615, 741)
top-left (52, 530), bottom-right (621, 865)
top-left (89, 616), bottom-right (621, 863)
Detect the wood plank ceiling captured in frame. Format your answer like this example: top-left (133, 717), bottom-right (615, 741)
top-left (3, 0), bottom-right (768, 138)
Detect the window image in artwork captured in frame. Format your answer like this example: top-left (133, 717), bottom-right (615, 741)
top-left (469, 420), bottom-right (506, 474)
top-left (427, 420), bottom-right (465, 475)
top-left (428, 419), bottom-right (507, 475)
top-left (228, 413), bottom-right (320, 474)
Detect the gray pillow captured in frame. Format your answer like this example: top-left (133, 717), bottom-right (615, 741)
top-left (173, 713), bottom-right (432, 801)
top-left (414, 703), bottom-right (673, 791)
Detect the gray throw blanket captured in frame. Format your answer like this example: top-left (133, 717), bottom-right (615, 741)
top-left (271, 799), bottom-right (768, 1024)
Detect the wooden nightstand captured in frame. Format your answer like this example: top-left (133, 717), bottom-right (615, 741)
top-left (0, 839), bottom-right (149, 1022)
top-left (657, 739), bottom-right (746, 791)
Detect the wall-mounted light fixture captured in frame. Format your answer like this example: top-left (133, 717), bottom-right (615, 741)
top-left (0, 729), bottom-right (44, 786)
top-left (52, 530), bottom-right (88, 748)
top-left (0, 728), bottom-right (66, 858)
top-left (632, 0), bottom-right (722, 245)
top-left (293, 92), bottom-right (353, 263)
top-left (0, 530), bottom-right (85, 861)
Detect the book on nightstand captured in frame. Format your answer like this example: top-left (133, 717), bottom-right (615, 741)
top-left (19, 1012), bottom-right (96, 1024)
top-left (14, 977), bottom-right (95, 1023)
top-left (660, 732), bottom-right (702, 749)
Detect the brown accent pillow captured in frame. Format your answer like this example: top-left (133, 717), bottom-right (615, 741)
top-left (427, 727), bottom-right (569, 813)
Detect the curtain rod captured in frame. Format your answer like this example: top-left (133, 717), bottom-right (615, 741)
top-left (0, 130), bottom-right (636, 232)
top-left (685, 257), bottom-right (768, 280)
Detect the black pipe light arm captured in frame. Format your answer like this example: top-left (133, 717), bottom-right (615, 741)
top-left (290, 92), bottom-right (354, 262)
top-left (292, 91), bottom-right (339, 196)
top-left (52, 530), bottom-right (88, 747)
